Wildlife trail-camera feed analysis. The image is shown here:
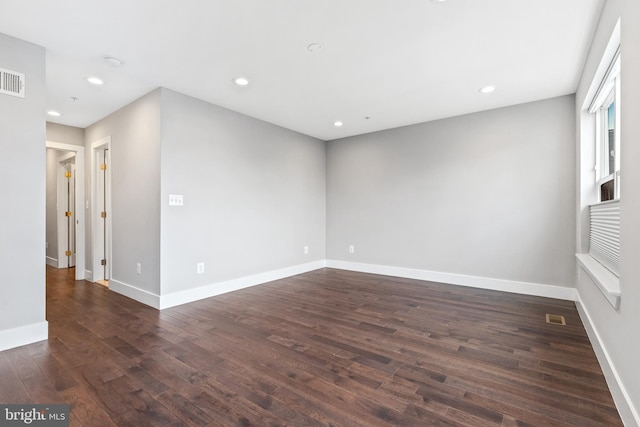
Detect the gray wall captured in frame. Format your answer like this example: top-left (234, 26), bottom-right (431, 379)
top-left (0, 34), bottom-right (46, 331)
top-left (84, 89), bottom-right (162, 295)
top-left (159, 89), bottom-right (326, 295)
top-left (46, 122), bottom-right (84, 146)
top-left (327, 95), bottom-right (576, 287)
top-left (82, 87), bottom-right (326, 301)
top-left (576, 0), bottom-right (640, 424)
top-left (45, 149), bottom-right (59, 263)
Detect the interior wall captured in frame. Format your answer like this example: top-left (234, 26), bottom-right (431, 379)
top-left (327, 95), bottom-right (576, 288)
top-left (575, 0), bottom-right (640, 424)
top-left (45, 149), bottom-right (59, 265)
top-left (46, 122), bottom-right (84, 146)
top-left (84, 89), bottom-right (162, 295)
top-left (0, 33), bottom-right (47, 347)
top-left (159, 88), bottom-right (326, 296)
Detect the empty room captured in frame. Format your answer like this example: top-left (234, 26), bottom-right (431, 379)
top-left (0, 0), bottom-right (639, 426)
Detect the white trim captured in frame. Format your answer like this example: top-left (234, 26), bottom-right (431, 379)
top-left (56, 159), bottom-right (73, 269)
top-left (159, 260), bottom-right (327, 310)
top-left (0, 321), bottom-right (48, 352)
top-left (582, 18), bottom-right (621, 111)
top-left (575, 293), bottom-right (640, 427)
top-left (576, 254), bottom-right (620, 309)
top-left (107, 260), bottom-right (578, 309)
top-left (91, 137), bottom-right (112, 283)
top-left (45, 141), bottom-right (85, 281)
top-left (109, 279), bottom-right (161, 309)
top-left (46, 256), bottom-right (58, 267)
top-left (109, 261), bottom-right (327, 310)
top-left (326, 260), bottom-right (577, 301)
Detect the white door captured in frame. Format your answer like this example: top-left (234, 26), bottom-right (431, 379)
top-left (96, 147), bottom-right (110, 281)
top-left (63, 162), bottom-right (76, 267)
top-left (57, 155), bottom-right (76, 269)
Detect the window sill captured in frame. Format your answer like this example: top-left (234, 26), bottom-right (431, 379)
top-left (576, 254), bottom-right (620, 309)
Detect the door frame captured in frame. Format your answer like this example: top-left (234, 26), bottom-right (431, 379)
top-left (56, 152), bottom-right (76, 268)
top-left (91, 136), bottom-right (112, 283)
top-left (46, 140), bottom-right (85, 280)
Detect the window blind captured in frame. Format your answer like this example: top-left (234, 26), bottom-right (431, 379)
top-left (589, 200), bottom-right (620, 276)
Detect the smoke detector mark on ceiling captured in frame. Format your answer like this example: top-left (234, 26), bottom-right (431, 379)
top-left (104, 57), bottom-right (123, 68)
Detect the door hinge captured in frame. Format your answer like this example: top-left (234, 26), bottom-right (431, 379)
top-left (64, 171), bottom-right (72, 178)
top-left (65, 211), bottom-right (72, 217)
top-left (101, 211), bottom-right (107, 218)
top-left (101, 259), bottom-right (107, 266)
top-left (65, 250), bottom-right (72, 257)
top-left (100, 163), bottom-right (107, 171)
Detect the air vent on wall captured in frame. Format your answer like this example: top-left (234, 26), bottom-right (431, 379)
top-left (0, 67), bottom-right (25, 98)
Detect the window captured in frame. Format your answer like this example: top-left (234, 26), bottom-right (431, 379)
top-left (590, 52), bottom-right (620, 202)
top-left (587, 51), bottom-right (621, 275)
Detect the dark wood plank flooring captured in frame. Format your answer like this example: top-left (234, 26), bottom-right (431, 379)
top-left (0, 266), bottom-right (622, 426)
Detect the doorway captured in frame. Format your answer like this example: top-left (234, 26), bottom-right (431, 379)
top-left (45, 141), bottom-right (85, 280)
top-left (57, 154), bottom-right (76, 268)
top-left (91, 137), bottom-right (112, 286)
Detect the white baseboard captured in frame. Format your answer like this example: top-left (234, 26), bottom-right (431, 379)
top-left (326, 260), bottom-right (577, 301)
top-left (109, 279), bottom-right (161, 309)
top-left (159, 260), bottom-right (327, 309)
top-left (46, 256), bottom-right (58, 267)
top-left (575, 293), bottom-right (640, 427)
top-left (110, 260), bottom-right (574, 311)
top-left (0, 321), bottom-right (48, 352)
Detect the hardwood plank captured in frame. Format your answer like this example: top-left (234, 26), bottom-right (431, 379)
top-left (0, 265), bottom-right (622, 426)
top-left (58, 385), bottom-right (117, 427)
top-left (0, 351), bottom-right (33, 403)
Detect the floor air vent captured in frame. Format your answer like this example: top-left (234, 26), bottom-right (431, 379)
top-left (0, 67), bottom-right (25, 98)
top-left (546, 314), bottom-right (566, 326)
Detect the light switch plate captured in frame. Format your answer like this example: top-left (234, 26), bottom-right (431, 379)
top-left (169, 194), bottom-right (184, 206)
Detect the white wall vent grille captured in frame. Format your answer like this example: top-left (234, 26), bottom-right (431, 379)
top-left (0, 67), bottom-right (25, 98)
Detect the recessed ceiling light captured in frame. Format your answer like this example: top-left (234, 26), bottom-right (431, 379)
top-left (334, 121), bottom-right (343, 127)
top-left (87, 77), bottom-right (104, 85)
top-left (234, 77), bottom-right (249, 86)
top-left (430, 0), bottom-right (448, 3)
top-left (47, 111), bottom-right (62, 117)
top-left (479, 86), bottom-right (496, 94)
top-left (104, 57), bottom-right (123, 68)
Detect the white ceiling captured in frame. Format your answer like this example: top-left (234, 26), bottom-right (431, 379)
top-left (0, 0), bottom-right (604, 141)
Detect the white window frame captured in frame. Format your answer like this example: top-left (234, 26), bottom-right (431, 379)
top-left (590, 51), bottom-right (620, 202)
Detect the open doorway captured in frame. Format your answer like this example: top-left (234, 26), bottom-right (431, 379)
top-left (45, 141), bottom-right (85, 280)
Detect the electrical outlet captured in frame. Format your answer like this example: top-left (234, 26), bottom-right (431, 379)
top-left (349, 245), bottom-right (355, 254)
top-left (197, 262), bottom-right (205, 274)
top-left (304, 246), bottom-right (309, 255)
top-left (136, 263), bottom-right (141, 275)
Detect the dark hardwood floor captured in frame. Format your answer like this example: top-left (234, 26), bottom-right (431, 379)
top-left (0, 266), bottom-right (622, 426)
